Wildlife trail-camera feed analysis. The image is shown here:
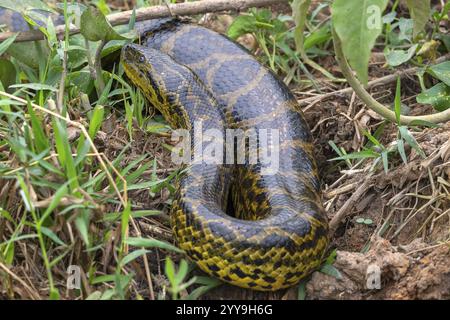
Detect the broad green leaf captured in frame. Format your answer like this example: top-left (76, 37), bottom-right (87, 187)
top-left (7, 41), bottom-right (49, 69)
top-left (405, 0), bottom-right (431, 38)
top-left (385, 44), bottom-right (418, 67)
top-left (332, 0), bottom-right (389, 84)
top-left (80, 7), bottom-right (129, 41)
top-left (397, 139), bottom-right (407, 164)
top-left (291, 0), bottom-right (310, 51)
top-left (428, 61), bottom-right (450, 87)
top-left (416, 82), bottom-right (450, 111)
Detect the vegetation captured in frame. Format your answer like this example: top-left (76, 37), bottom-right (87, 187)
top-left (0, 0), bottom-right (449, 300)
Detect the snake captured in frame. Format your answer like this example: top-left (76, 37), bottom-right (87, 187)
top-left (0, 8), bottom-right (329, 291)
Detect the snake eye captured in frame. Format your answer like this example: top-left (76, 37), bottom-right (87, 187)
top-left (138, 55), bottom-right (145, 63)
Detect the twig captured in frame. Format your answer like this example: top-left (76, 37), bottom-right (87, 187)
top-left (0, 0), bottom-right (286, 43)
top-left (329, 173), bottom-right (374, 234)
top-left (298, 53), bottom-right (450, 107)
top-left (332, 28), bottom-right (450, 125)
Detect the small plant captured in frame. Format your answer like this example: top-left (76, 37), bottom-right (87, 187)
top-left (330, 78), bottom-right (427, 173)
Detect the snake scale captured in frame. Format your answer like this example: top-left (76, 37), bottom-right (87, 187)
top-left (0, 8), bottom-right (329, 291)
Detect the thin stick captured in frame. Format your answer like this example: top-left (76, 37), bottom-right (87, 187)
top-left (0, 0), bottom-right (286, 43)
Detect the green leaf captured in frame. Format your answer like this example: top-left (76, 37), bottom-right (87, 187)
top-left (428, 61), bottom-right (450, 87)
top-left (174, 259), bottom-right (189, 285)
top-left (381, 150), bottom-right (389, 173)
top-left (88, 105), bottom-right (104, 139)
top-left (330, 149), bottom-right (379, 161)
top-left (86, 291), bottom-right (102, 300)
top-left (27, 100), bottom-right (49, 153)
top-left (126, 237), bottom-right (184, 253)
top-left (39, 180), bottom-right (71, 225)
top-left (102, 209), bottom-right (161, 223)
top-left (49, 288), bottom-right (60, 300)
top-left (385, 44), bottom-right (418, 67)
top-left (320, 264), bottom-right (343, 279)
top-left (332, 0), bottom-right (389, 84)
top-left (75, 209), bottom-right (90, 246)
top-left (80, 7), bottom-right (130, 41)
top-left (405, 0), bottom-right (431, 38)
top-left (227, 15), bottom-right (257, 39)
top-left (297, 281), bottom-right (307, 300)
top-left (394, 77), bottom-right (402, 124)
top-left (397, 139), bottom-right (408, 164)
top-left (9, 83), bottom-right (58, 92)
top-left (0, 0), bottom-right (52, 12)
top-left (0, 33), bottom-right (18, 56)
top-left (399, 126), bottom-right (426, 158)
top-left (0, 58), bottom-right (16, 91)
top-left (52, 118), bottom-right (79, 191)
top-left (119, 249), bottom-right (149, 267)
top-left (41, 226), bottom-right (66, 246)
top-left (416, 82), bottom-right (450, 111)
top-left (291, 0), bottom-right (311, 51)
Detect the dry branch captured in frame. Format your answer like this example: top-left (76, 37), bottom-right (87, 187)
top-left (0, 0), bottom-right (286, 43)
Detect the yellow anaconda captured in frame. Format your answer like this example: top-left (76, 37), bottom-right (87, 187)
top-left (121, 18), bottom-right (329, 291)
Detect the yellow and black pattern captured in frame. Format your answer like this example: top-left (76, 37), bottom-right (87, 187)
top-left (125, 18), bottom-right (330, 291)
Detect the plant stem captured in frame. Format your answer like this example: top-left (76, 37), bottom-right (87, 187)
top-left (332, 27), bottom-right (450, 125)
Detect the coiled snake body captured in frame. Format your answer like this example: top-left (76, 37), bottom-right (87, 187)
top-left (123, 18), bottom-right (329, 291)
